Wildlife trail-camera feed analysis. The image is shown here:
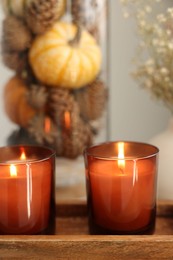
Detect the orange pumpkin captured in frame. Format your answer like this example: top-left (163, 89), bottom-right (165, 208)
top-left (29, 22), bottom-right (102, 89)
top-left (4, 76), bottom-right (36, 127)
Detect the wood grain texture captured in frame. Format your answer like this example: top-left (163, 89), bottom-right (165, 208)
top-left (0, 236), bottom-right (173, 259)
top-left (0, 201), bottom-right (173, 259)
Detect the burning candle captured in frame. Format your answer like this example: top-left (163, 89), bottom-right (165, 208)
top-left (84, 141), bottom-right (159, 235)
top-left (64, 111), bottom-right (71, 131)
top-left (44, 117), bottom-right (51, 134)
top-left (63, 110), bottom-right (71, 137)
top-left (0, 145), bottom-right (55, 235)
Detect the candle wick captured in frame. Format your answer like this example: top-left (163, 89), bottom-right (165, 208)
top-left (119, 167), bottom-right (124, 175)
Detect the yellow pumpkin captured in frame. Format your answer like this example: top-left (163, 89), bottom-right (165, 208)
top-left (4, 76), bottom-right (36, 127)
top-left (29, 22), bottom-right (102, 89)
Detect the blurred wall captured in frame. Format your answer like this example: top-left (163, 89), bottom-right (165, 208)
top-left (109, 0), bottom-right (170, 142)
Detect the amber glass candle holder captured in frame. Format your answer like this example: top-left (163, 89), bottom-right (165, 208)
top-left (0, 145), bottom-right (55, 235)
top-left (84, 141), bottom-right (159, 235)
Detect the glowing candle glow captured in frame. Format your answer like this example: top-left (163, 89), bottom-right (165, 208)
top-left (0, 145), bottom-right (55, 235)
top-left (117, 142), bottom-right (125, 172)
top-left (20, 148), bottom-right (26, 160)
top-left (44, 117), bottom-right (51, 133)
top-left (64, 111), bottom-right (71, 130)
top-left (10, 164), bottom-right (17, 177)
top-left (84, 141), bottom-right (159, 235)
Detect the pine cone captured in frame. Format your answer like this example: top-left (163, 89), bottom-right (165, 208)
top-left (26, 0), bottom-right (66, 35)
top-left (20, 65), bottom-right (38, 85)
top-left (75, 80), bottom-right (107, 121)
top-left (54, 133), bottom-right (64, 156)
top-left (2, 51), bottom-right (28, 72)
top-left (62, 118), bottom-right (93, 159)
top-left (2, 16), bottom-right (32, 52)
top-left (27, 84), bottom-right (48, 109)
top-left (28, 114), bottom-right (58, 145)
top-left (48, 87), bottom-right (80, 126)
top-left (27, 105), bottom-right (93, 158)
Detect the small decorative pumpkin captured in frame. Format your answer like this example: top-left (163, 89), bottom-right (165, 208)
top-left (4, 76), bottom-right (36, 127)
top-left (29, 22), bottom-right (102, 89)
top-left (1, 0), bottom-right (28, 17)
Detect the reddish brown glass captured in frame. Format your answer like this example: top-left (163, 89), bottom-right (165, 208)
top-left (84, 141), bottom-right (159, 235)
top-left (0, 145), bottom-right (55, 235)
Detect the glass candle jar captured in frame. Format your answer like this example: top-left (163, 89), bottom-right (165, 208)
top-left (84, 141), bottom-right (159, 235)
top-left (0, 145), bottom-right (55, 235)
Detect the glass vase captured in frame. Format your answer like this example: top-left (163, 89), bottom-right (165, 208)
top-left (0, 0), bottom-right (109, 188)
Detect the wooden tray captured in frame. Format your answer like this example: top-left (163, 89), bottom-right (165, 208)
top-left (0, 201), bottom-right (173, 259)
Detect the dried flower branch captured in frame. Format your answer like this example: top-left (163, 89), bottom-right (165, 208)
top-left (121, 0), bottom-right (173, 113)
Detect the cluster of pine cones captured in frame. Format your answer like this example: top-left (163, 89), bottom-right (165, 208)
top-left (1, 0), bottom-right (107, 158)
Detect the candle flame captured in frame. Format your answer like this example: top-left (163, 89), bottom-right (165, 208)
top-left (118, 142), bottom-right (125, 172)
top-left (44, 117), bottom-right (51, 133)
top-left (20, 150), bottom-right (26, 160)
top-left (64, 111), bottom-right (71, 130)
top-left (10, 164), bottom-right (17, 177)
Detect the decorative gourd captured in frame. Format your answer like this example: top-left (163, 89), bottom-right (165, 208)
top-left (1, 0), bottom-right (28, 17)
top-left (29, 22), bottom-right (102, 89)
top-left (4, 76), bottom-right (36, 127)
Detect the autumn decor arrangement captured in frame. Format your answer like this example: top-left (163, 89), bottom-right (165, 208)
top-left (1, 0), bottom-right (108, 159)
